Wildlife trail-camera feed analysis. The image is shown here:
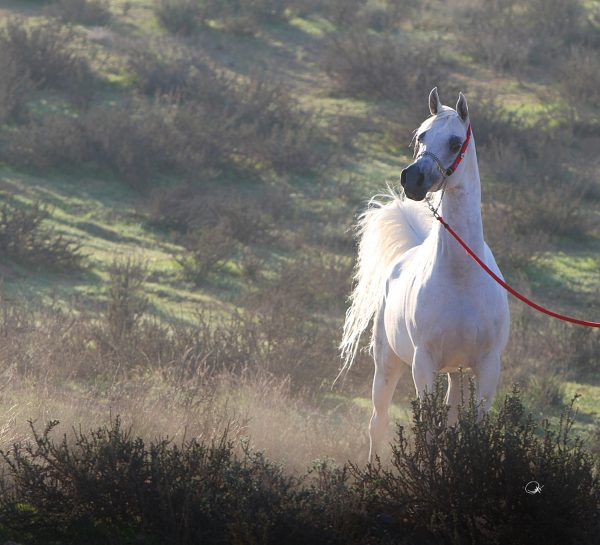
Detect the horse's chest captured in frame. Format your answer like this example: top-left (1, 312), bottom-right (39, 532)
top-left (414, 286), bottom-right (502, 367)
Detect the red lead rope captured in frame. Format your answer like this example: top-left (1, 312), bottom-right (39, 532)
top-left (435, 215), bottom-right (600, 328)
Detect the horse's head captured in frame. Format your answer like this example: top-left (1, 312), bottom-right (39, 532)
top-left (401, 87), bottom-right (470, 201)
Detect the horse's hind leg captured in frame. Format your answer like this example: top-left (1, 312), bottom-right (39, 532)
top-left (369, 315), bottom-right (403, 463)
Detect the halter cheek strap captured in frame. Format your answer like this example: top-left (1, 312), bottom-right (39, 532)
top-left (445, 124), bottom-right (471, 176)
top-left (417, 124), bottom-right (472, 178)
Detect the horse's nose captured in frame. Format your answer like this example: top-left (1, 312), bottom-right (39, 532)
top-left (400, 168), bottom-right (407, 188)
top-left (401, 164), bottom-right (424, 188)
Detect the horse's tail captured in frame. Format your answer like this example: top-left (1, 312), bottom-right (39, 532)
top-left (338, 192), bottom-right (433, 378)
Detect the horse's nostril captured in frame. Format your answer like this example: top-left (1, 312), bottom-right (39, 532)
top-left (400, 169), bottom-right (407, 187)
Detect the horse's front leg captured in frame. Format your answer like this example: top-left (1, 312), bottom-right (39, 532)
top-left (411, 348), bottom-right (439, 442)
top-left (472, 352), bottom-right (501, 418)
top-left (411, 347), bottom-right (436, 398)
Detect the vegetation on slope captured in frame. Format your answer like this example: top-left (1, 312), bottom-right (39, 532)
top-left (0, 0), bottom-right (599, 542)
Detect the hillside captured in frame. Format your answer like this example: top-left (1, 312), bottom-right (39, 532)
top-left (0, 0), bottom-right (598, 466)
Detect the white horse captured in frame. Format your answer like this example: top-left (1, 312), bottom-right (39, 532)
top-left (340, 88), bottom-right (510, 461)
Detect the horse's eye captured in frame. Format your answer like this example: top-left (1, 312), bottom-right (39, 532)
top-left (449, 136), bottom-right (462, 152)
top-left (417, 131), bottom-right (426, 143)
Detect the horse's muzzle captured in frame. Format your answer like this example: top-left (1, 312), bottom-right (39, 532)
top-left (401, 164), bottom-right (427, 201)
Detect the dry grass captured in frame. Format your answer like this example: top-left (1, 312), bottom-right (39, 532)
top-left (0, 371), bottom-right (368, 473)
top-left (0, 296), bottom-right (371, 473)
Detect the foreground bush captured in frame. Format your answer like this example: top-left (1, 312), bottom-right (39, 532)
top-left (1, 386), bottom-right (599, 544)
top-left (0, 419), bottom-right (357, 545)
top-left (356, 384), bottom-right (600, 545)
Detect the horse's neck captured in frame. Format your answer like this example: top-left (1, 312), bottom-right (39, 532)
top-left (433, 144), bottom-right (485, 274)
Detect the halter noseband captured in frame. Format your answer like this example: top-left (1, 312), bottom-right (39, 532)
top-left (416, 124), bottom-right (472, 179)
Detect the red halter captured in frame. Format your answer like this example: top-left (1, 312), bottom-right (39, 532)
top-left (416, 123), bottom-right (472, 179)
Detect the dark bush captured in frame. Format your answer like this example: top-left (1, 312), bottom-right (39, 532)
top-left (0, 201), bottom-right (82, 271)
top-left (0, 18), bottom-right (95, 107)
top-left (50, 0), bottom-right (112, 26)
top-left (356, 383), bottom-right (600, 545)
top-left (0, 419), bottom-right (333, 545)
top-left (104, 69), bottom-right (329, 182)
top-left (145, 184), bottom-right (290, 245)
top-left (1, 388), bottom-right (599, 545)
top-left (6, 104), bottom-right (170, 188)
top-left (129, 43), bottom-right (331, 177)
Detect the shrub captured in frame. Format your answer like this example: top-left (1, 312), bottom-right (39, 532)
top-left (81, 103), bottom-right (169, 188)
top-left (356, 383), bottom-right (600, 545)
top-left (154, 0), bottom-right (203, 36)
top-left (0, 48), bottom-right (36, 125)
top-left (6, 113), bottom-right (89, 169)
top-left (200, 0), bottom-right (294, 34)
top-left (320, 0), bottom-right (368, 26)
top-left (0, 419), bottom-right (321, 545)
top-left (558, 46), bottom-right (600, 118)
top-left (0, 201), bottom-right (82, 271)
top-left (321, 29), bottom-right (448, 103)
top-left (145, 184), bottom-right (290, 244)
top-left (127, 42), bottom-right (220, 99)
top-left (226, 77), bottom-right (331, 175)
top-left (129, 43), bottom-right (330, 176)
top-left (457, 0), bottom-right (585, 72)
top-left (0, 18), bottom-right (95, 107)
top-left (1, 388), bottom-right (599, 545)
top-left (50, 0), bottom-right (112, 26)
top-left (105, 257), bottom-right (149, 341)
top-left (178, 222), bottom-right (238, 285)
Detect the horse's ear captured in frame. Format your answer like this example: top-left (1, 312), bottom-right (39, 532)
top-left (429, 87), bottom-right (441, 116)
top-left (456, 92), bottom-right (469, 122)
